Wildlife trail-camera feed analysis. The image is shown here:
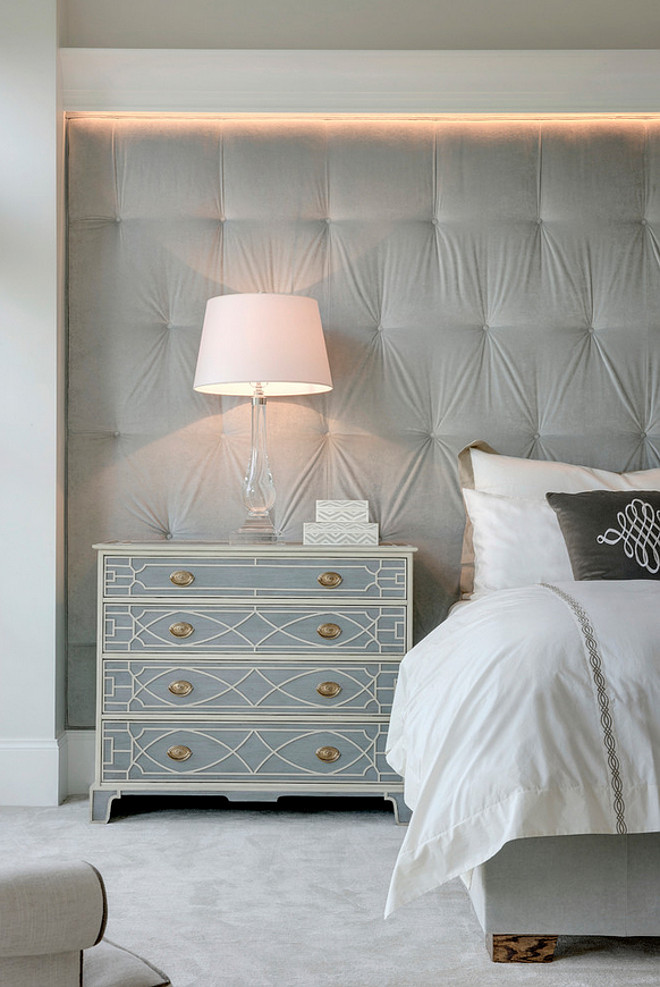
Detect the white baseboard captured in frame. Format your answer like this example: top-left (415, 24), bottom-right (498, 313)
top-left (0, 731), bottom-right (96, 804)
top-left (0, 739), bottom-right (62, 806)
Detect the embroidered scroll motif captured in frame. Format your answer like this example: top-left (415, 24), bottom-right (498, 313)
top-left (597, 497), bottom-right (660, 574)
top-left (542, 583), bottom-right (627, 835)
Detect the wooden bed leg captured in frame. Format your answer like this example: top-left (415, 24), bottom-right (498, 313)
top-left (487, 934), bottom-right (558, 963)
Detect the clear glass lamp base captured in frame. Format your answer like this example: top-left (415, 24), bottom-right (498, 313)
top-left (233, 513), bottom-right (278, 544)
top-left (230, 389), bottom-right (279, 544)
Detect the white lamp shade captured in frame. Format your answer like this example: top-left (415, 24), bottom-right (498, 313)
top-left (194, 293), bottom-right (333, 396)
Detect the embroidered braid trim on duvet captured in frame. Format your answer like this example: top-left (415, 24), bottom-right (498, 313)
top-left (541, 583), bottom-right (627, 835)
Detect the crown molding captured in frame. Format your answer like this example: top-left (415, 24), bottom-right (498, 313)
top-left (60, 48), bottom-right (660, 114)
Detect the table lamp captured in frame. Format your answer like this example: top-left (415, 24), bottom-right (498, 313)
top-left (194, 293), bottom-right (333, 541)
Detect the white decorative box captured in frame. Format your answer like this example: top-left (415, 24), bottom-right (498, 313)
top-left (315, 499), bottom-right (369, 523)
top-left (303, 522), bottom-right (379, 546)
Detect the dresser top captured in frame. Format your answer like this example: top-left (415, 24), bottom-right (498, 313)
top-left (93, 542), bottom-right (416, 556)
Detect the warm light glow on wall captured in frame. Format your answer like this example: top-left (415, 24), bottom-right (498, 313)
top-left (66, 112), bottom-right (660, 123)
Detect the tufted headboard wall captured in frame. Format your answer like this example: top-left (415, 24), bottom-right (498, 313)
top-left (67, 114), bottom-right (660, 726)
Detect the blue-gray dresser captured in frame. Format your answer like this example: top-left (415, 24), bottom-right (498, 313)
top-left (90, 543), bottom-right (415, 822)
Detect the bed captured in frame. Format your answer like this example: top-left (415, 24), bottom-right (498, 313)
top-left (385, 442), bottom-right (660, 962)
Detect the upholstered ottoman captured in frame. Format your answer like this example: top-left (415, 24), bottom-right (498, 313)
top-left (0, 860), bottom-right (170, 986)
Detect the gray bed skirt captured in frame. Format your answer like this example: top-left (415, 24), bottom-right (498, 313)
top-left (467, 832), bottom-right (660, 937)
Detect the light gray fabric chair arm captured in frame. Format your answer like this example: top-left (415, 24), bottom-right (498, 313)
top-left (0, 860), bottom-right (106, 958)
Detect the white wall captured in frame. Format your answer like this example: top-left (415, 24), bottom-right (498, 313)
top-left (59, 0), bottom-right (660, 50)
top-left (0, 0), bottom-right (65, 804)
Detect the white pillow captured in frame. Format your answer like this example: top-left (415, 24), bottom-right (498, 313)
top-left (458, 442), bottom-right (660, 596)
top-left (463, 489), bottom-right (573, 593)
top-left (470, 447), bottom-right (660, 497)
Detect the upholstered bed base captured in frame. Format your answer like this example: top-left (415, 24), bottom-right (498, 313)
top-left (466, 833), bottom-right (660, 961)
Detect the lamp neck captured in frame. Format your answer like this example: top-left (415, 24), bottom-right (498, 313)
top-left (240, 382), bottom-right (275, 534)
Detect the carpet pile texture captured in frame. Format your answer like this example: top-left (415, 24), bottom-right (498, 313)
top-left (0, 796), bottom-right (657, 986)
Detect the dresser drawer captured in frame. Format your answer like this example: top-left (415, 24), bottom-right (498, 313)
top-left (101, 720), bottom-right (398, 784)
top-left (102, 604), bottom-right (407, 655)
top-left (103, 660), bottom-right (399, 714)
top-left (103, 555), bottom-right (408, 600)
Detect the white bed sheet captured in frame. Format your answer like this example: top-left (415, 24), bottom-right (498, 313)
top-left (385, 581), bottom-right (660, 915)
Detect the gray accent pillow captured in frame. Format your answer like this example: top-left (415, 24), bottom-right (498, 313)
top-left (546, 490), bottom-right (660, 580)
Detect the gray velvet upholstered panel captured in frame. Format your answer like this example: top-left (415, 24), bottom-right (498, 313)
top-left (67, 115), bottom-right (660, 726)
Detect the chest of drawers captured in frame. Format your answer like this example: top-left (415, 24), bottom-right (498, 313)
top-left (90, 543), bottom-right (415, 823)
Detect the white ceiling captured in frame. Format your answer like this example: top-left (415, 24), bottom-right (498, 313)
top-left (60, 0), bottom-right (660, 50)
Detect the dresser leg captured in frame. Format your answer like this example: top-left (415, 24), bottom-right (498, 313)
top-left (89, 788), bottom-right (120, 823)
top-left (487, 934), bottom-right (558, 963)
top-left (384, 792), bottom-right (411, 825)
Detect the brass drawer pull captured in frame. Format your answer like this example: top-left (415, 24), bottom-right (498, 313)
top-left (316, 746), bottom-right (341, 763)
top-left (316, 681), bottom-right (342, 698)
top-left (317, 571), bottom-right (343, 588)
top-left (170, 570), bottom-right (195, 587)
top-left (168, 680), bottom-right (194, 697)
top-left (317, 622), bottom-right (341, 640)
top-left (167, 745), bottom-right (192, 762)
top-left (169, 621), bottom-right (194, 639)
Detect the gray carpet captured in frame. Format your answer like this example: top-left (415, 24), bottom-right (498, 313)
top-left (0, 796), bottom-right (658, 986)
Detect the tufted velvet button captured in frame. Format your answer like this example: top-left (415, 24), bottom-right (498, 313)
top-left (165, 532), bottom-right (173, 540)
top-left (641, 218), bottom-right (648, 226)
top-left (113, 431), bottom-right (120, 438)
top-left (115, 217), bottom-right (121, 223)
top-left (533, 433), bottom-right (540, 440)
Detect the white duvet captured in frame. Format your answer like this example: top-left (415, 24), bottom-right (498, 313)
top-left (385, 580), bottom-right (660, 915)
